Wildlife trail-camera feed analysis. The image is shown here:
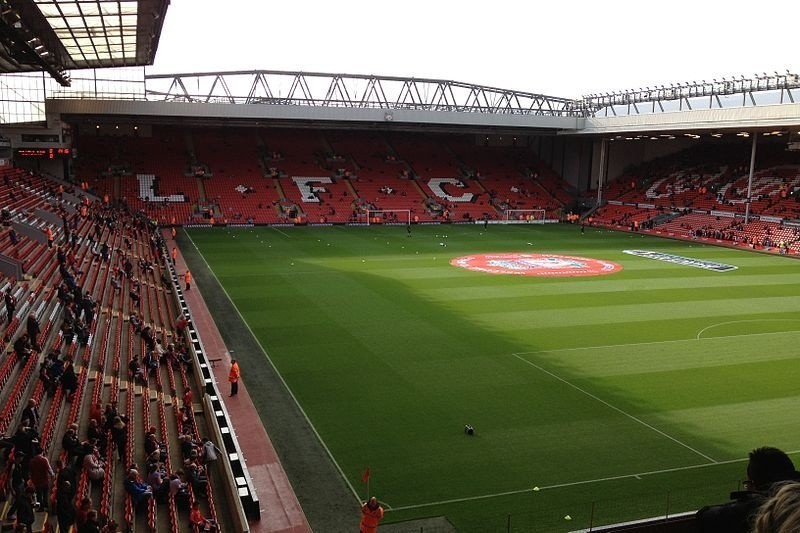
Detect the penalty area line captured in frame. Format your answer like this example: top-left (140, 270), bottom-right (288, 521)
top-left (513, 354), bottom-right (717, 464)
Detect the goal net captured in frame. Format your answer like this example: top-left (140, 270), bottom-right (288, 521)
top-left (366, 209), bottom-right (412, 226)
top-left (503, 209), bottom-right (547, 224)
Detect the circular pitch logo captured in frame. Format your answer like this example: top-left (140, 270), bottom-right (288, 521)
top-left (450, 253), bottom-right (623, 277)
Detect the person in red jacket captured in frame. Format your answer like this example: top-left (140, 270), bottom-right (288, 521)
top-left (189, 501), bottom-right (218, 531)
top-left (360, 497), bottom-right (384, 533)
top-left (28, 446), bottom-right (54, 510)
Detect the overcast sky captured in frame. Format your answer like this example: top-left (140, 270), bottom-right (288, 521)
top-left (149, 0), bottom-right (799, 100)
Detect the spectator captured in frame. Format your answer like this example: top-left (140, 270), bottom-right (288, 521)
top-left (201, 437), bottom-right (222, 467)
top-left (75, 497), bottom-right (92, 530)
top-left (55, 459), bottom-right (76, 497)
top-left (62, 424), bottom-right (83, 465)
top-left (129, 311), bottom-right (142, 333)
top-left (61, 357), bottom-right (78, 401)
top-left (189, 501), bottom-right (218, 532)
top-left (4, 453), bottom-right (26, 522)
top-left (179, 434), bottom-right (198, 459)
top-left (168, 471), bottom-right (190, 507)
top-left (128, 356), bottom-right (145, 384)
top-left (124, 469), bottom-right (153, 505)
top-left (175, 314), bottom-right (189, 338)
top-left (56, 481), bottom-right (76, 533)
top-left (61, 357), bottom-right (78, 399)
top-left (89, 401), bottom-right (103, 427)
top-left (0, 423), bottom-right (35, 460)
top-left (87, 419), bottom-right (107, 456)
top-left (15, 486), bottom-right (36, 533)
top-left (5, 287), bottom-right (16, 323)
top-left (28, 446), bottom-right (54, 510)
top-left (13, 333), bottom-right (32, 362)
top-left (182, 388), bottom-right (193, 409)
top-left (45, 354), bottom-right (64, 392)
top-left (21, 400), bottom-right (40, 431)
top-left (111, 417), bottom-right (127, 462)
top-left (697, 446), bottom-right (800, 533)
top-left (140, 326), bottom-right (156, 351)
top-left (25, 314), bottom-right (40, 351)
top-left (83, 446), bottom-right (106, 481)
top-left (187, 462), bottom-right (208, 495)
top-left (146, 463), bottom-right (169, 502)
top-left (142, 350), bottom-right (158, 375)
top-left (79, 509), bottom-right (102, 533)
top-left (752, 481), bottom-right (800, 533)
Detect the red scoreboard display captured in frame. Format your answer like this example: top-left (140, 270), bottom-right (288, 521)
top-left (15, 147), bottom-right (72, 159)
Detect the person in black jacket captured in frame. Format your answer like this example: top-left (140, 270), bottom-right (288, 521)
top-left (56, 480), bottom-right (76, 533)
top-left (13, 333), bottom-right (32, 362)
top-left (4, 288), bottom-right (16, 323)
top-left (25, 314), bottom-right (40, 351)
top-left (15, 486), bottom-right (36, 533)
top-left (696, 446), bottom-right (800, 533)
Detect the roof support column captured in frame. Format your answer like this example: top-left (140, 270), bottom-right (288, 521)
top-left (596, 138), bottom-right (608, 206)
top-left (745, 132), bottom-right (757, 224)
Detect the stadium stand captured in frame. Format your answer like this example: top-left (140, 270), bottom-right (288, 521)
top-left (0, 171), bottom-right (245, 532)
top-left (75, 128), bottom-right (574, 226)
top-left (591, 143), bottom-right (800, 253)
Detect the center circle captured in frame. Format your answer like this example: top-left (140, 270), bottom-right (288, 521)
top-left (450, 253), bottom-right (623, 277)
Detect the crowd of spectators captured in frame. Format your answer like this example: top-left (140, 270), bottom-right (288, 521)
top-left (0, 173), bottom-right (226, 532)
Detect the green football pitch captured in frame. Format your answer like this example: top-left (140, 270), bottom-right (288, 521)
top-left (186, 224), bottom-right (800, 531)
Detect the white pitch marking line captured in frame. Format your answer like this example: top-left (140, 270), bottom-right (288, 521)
top-left (514, 328), bottom-right (800, 357)
top-left (270, 226), bottom-right (291, 238)
top-left (387, 450), bottom-right (800, 512)
top-left (513, 354), bottom-right (717, 463)
top-left (695, 319), bottom-right (800, 340)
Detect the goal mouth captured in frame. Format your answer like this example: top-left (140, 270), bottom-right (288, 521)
top-left (503, 209), bottom-right (547, 224)
top-left (366, 209), bottom-right (412, 226)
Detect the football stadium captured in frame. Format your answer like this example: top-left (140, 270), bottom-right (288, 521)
top-left (0, 2), bottom-right (799, 533)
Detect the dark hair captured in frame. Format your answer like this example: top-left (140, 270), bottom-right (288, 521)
top-left (748, 447), bottom-right (799, 489)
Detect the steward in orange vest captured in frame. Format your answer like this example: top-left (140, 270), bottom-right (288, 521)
top-left (360, 497), bottom-right (384, 533)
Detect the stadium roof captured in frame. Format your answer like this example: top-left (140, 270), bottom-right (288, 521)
top-left (0, 0), bottom-right (169, 85)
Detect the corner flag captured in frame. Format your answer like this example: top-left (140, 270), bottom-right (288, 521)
top-left (362, 467), bottom-right (371, 484)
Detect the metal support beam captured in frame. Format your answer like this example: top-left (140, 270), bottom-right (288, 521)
top-left (596, 138), bottom-right (608, 206)
top-left (144, 70), bottom-right (581, 116)
top-left (582, 72), bottom-right (800, 117)
top-left (745, 133), bottom-right (758, 224)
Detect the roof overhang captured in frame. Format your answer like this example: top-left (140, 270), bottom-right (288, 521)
top-left (568, 104), bottom-right (800, 136)
top-left (46, 98), bottom-right (585, 133)
top-left (0, 0), bottom-right (169, 86)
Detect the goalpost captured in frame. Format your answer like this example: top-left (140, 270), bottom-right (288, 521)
top-left (366, 209), bottom-right (412, 226)
top-left (503, 209), bottom-right (547, 224)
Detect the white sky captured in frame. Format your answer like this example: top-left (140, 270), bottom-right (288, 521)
top-left (149, 0), bottom-right (799, 100)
